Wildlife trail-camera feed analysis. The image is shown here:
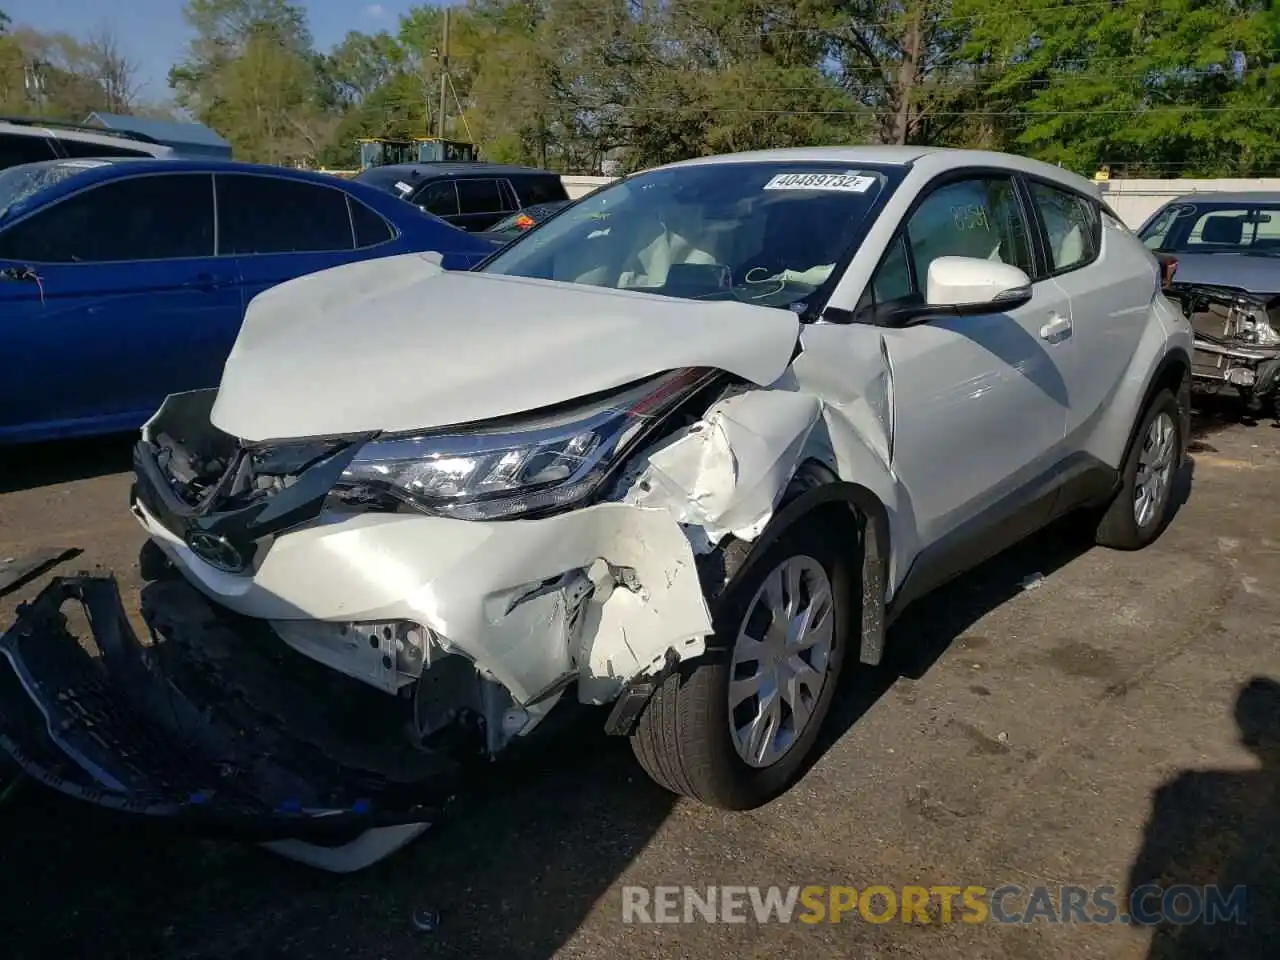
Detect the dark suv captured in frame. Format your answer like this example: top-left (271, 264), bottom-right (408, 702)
top-left (353, 162), bottom-right (569, 232)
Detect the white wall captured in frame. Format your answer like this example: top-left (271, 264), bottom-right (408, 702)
top-left (561, 173), bottom-right (1280, 228)
top-left (561, 175), bottom-right (615, 199)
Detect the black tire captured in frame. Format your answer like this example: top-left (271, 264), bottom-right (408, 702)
top-left (1094, 388), bottom-right (1184, 550)
top-left (629, 513), bottom-right (854, 809)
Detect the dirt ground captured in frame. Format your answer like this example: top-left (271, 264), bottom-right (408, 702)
top-left (0, 404), bottom-right (1277, 960)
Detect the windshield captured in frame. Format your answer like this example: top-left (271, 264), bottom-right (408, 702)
top-left (0, 159), bottom-right (113, 220)
top-left (1139, 200), bottom-right (1280, 255)
top-left (480, 161), bottom-right (897, 309)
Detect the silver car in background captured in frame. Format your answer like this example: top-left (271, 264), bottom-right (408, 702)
top-left (1139, 192), bottom-right (1280, 421)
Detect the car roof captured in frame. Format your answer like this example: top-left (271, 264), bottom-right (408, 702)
top-left (6, 155), bottom-right (377, 185)
top-left (1163, 191), bottom-right (1280, 205)
top-left (654, 145), bottom-right (1102, 198)
top-left (0, 157), bottom-right (416, 218)
top-left (361, 162), bottom-right (558, 179)
top-left (0, 117), bottom-right (173, 154)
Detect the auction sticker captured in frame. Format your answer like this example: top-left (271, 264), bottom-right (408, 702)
top-left (763, 171), bottom-right (876, 192)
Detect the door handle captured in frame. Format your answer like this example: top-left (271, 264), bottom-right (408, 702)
top-left (1039, 313), bottom-right (1072, 341)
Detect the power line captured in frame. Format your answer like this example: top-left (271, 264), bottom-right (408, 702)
top-left (619, 0), bottom-right (1205, 44)
top-left (682, 65), bottom-right (1272, 95)
top-left (567, 104), bottom-right (1280, 118)
top-left (356, 101), bottom-right (1280, 125)
top-left (384, 40), bottom-right (1278, 84)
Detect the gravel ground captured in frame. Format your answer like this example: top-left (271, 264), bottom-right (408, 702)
top-left (0, 405), bottom-right (1277, 960)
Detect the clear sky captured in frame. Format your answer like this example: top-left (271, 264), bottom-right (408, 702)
top-left (3, 0), bottom-right (434, 100)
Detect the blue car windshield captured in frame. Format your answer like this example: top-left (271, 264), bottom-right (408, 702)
top-left (0, 159), bottom-right (114, 221)
top-left (480, 161), bottom-right (898, 309)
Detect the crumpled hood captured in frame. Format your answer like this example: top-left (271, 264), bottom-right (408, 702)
top-left (211, 253), bottom-right (801, 441)
top-left (1168, 252), bottom-right (1280, 296)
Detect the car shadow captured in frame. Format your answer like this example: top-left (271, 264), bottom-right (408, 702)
top-left (1187, 392), bottom-right (1272, 450)
top-left (813, 454), bottom-right (1197, 762)
top-left (0, 433), bottom-right (135, 495)
top-left (0, 718), bottom-right (675, 958)
top-left (1124, 676), bottom-right (1280, 959)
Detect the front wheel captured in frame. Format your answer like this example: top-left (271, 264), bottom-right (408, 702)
top-left (1094, 388), bottom-right (1184, 550)
top-left (629, 516), bottom-right (853, 809)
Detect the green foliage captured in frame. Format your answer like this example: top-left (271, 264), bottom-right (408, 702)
top-left (958, 0), bottom-right (1280, 176)
top-left (0, 20), bottom-right (146, 119)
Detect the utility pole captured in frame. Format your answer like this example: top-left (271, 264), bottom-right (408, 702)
top-left (437, 7), bottom-right (450, 140)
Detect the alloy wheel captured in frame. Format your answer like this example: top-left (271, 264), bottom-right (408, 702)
top-left (727, 555), bottom-right (835, 769)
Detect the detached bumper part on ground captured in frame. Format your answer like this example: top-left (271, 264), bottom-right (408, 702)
top-left (0, 576), bottom-right (449, 869)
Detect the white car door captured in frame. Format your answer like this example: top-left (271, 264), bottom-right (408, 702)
top-left (861, 173), bottom-right (1073, 550)
top-left (1023, 178), bottom-right (1154, 443)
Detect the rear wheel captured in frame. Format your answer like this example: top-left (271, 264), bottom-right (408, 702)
top-left (1094, 389), bottom-right (1183, 550)
top-left (629, 514), bottom-right (853, 809)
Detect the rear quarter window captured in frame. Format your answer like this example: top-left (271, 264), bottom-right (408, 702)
top-left (349, 195), bottom-right (395, 247)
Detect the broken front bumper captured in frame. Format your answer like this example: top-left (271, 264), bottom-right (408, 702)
top-left (0, 576), bottom-right (452, 844)
top-left (128, 390), bottom-right (714, 713)
top-left (1191, 337), bottom-right (1280, 398)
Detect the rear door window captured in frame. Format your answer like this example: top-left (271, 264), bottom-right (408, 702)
top-left (216, 174), bottom-right (355, 254)
top-left (415, 180), bottom-right (459, 217)
top-left (0, 132), bottom-right (58, 169)
top-left (0, 172), bottom-right (215, 262)
top-left (456, 178), bottom-right (506, 215)
top-left (1028, 181), bottom-right (1100, 273)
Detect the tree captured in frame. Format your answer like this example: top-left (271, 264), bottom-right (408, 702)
top-left (958, 0), bottom-right (1280, 176)
top-left (78, 26), bottom-right (141, 113)
top-left (170, 0), bottom-right (328, 164)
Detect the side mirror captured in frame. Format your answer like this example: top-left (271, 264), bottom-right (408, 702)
top-left (878, 256), bottom-right (1033, 327)
top-left (925, 256), bottom-right (1033, 313)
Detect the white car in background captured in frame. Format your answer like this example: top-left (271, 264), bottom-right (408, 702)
top-left (0, 146), bottom-right (1193, 871)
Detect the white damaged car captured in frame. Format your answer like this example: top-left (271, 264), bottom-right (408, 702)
top-left (0, 147), bottom-right (1192, 871)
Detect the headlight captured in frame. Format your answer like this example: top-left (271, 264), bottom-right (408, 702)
top-left (335, 368), bottom-right (713, 520)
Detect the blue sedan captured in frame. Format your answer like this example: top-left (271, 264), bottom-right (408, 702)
top-left (0, 157), bottom-right (495, 444)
